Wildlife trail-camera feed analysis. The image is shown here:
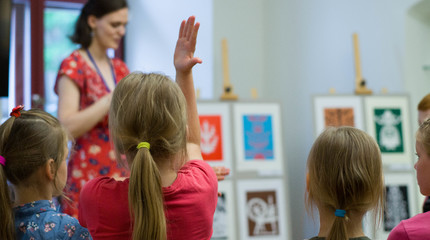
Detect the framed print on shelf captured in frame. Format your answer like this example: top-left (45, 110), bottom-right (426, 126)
top-left (375, 172), bottom-right (417, 240)
top-left (197, 102), bottom-right (233, 172)
top-left (233, 103), bottom-right (283, 173)
top-left (212, 180), bottom-right (236, 240)
top-left (313, 95), bottom-right (365, 136)
top-left (236, 179), bottom-right (290, 240)
top-left (363, 96), bottom-right (412, 167)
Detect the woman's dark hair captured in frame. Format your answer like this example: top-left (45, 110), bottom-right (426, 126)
top-left (70, 0), bottom-right (128, 48)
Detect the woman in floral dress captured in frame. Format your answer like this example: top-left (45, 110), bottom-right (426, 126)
top-left (55, 0), bottom-right (129, 218)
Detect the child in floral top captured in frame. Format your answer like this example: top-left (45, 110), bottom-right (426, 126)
top-left (0, 107), bottom-right (91, 240)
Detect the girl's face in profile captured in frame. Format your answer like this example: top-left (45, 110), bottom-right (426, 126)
top-left (415, 140), bottom-right (430, 196)
top-left (90, 7), bottom-right (128, 50)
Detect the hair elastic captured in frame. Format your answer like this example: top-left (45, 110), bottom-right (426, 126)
top-left (0, 156), bottom-right (5, 167)
top-left (335, 209), bottom-right (346, 218)
top-left (137, 142), bottom-right (150, 150)
top-left (10, 105), bottom-right (24, 118)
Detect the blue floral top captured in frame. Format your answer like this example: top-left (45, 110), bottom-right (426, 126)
top-left (14, 200), bottom-right (92, 240)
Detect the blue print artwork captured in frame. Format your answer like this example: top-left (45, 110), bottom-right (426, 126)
top-left (243, 115), bottom-right (274, 160)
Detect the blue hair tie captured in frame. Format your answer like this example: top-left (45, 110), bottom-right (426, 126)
top-left (335, 209), bottom-right (346, 218)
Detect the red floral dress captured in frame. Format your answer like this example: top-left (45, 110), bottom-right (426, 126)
top-left (55, 50), bottom-right (130, 218)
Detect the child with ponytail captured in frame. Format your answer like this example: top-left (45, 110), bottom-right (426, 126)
top-left (78, 16), bottom-right (218, 240)
top-left (0, 107), bottom-right (91, 240)
top-left (306, 127), bottom-right (384, 240)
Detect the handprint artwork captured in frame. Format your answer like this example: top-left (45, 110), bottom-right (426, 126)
top-left (199, 115), bottom-right (223, 161)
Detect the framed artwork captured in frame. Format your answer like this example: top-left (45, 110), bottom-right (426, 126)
top-left (375, 172), bottom-right (417, 239)
top-left (212, 180), bottom-right (236, 239)
top-left (233, 103), bottom-right (283, 173)
top-left (364, 96), bottom-right (413, 167)
top-left (236, 179), bottom-right (290, 240)
top-left (197, 102), bottom-right (233, 171)
top-left (313, 95), bottom-right (365, 136)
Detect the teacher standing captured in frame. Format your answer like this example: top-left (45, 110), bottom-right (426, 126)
top-left (55, 0), bottom-right (129, 218)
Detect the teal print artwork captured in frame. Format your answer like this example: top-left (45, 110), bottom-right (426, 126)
top-left (374, 108), bottom-right (404, 153)
top-left (243, 115), bottom-right (274, 160)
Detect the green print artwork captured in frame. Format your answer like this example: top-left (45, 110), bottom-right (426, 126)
top-left (374, 108), bottom-right (404, 153)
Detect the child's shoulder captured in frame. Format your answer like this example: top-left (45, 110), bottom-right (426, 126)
top-left (175, 160), bottom-right (217, 187)
top-left (181, 159), bottom-right (212, 171)
top-left (83, 176), bottom-right (129, 192)
top-left (14, 200), bottom-right (91, 240)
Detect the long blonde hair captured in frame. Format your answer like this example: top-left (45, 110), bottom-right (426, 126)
top-left (306, 127), bottom-right (384, 240)
top-left (0, 109), bottom-right (69, 240)
top-left (109, 72), bottom-right (188, 240)
top-left (417, 118), bottom-right (430, 154)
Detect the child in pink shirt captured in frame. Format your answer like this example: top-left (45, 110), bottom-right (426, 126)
top-left (78, 16), bottom-right (218, 240)
top-left (388, 118), bottom-right (430, 239)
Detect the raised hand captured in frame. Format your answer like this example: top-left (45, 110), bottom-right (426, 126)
top-left (174, 16), bottom-right (203, 74)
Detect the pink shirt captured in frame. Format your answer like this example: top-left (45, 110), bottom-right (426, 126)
top-left (387, 211), bottom-right (430, 240)
top-left (78, 160), bottom-right (218, 240)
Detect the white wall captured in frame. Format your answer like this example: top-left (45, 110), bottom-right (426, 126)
top-left (127, 0), bottom-right (426, 239)
top-left (264, 1), bottom-right (421, 238)
top-left (405, 0), bottom-right (430, 132)
top-left (125, 0), bottom-right (213, 99)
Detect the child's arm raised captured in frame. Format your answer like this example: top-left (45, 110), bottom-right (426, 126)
top-left (174, 16), bottom-right (203, 161)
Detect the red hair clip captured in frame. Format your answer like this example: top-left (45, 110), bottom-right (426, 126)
top-left (10, 105), bottom-right (24, 118)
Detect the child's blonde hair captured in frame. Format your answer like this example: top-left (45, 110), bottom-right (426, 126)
top-left (306, 127), bottom-right (384, 240)
top-left (417, 118), bottom-right (430, 154)
top-left (109, 72), bottom-right (188, 240)
top-left (0, 109), bottom-right (69, 240)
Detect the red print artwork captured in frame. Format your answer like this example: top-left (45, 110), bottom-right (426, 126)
top-left (199, 115), bottom-right (223, 161)
top-left (324, 108), bottom-right (355, 128)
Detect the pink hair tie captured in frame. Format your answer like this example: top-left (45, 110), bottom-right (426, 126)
top-left (0, 155), bottom-right (5, 167)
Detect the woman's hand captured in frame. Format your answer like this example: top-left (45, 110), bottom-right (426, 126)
top-left (212, 166), bottom-right (230, 181)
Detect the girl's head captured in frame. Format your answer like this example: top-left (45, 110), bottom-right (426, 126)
top-left (0, 108), bottom-right (69, 239)
top-left (71, 0), bottom-right (128, 49)
top-left (110, 72), bottom-right (188, 165)
top-left (306, 127), bottom-right (384, 240)
top-left (415, 118), bottom-right (430, 196)
top-left (109, 72), bottom-right (187, 240)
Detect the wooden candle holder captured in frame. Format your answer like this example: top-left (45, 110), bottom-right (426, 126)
top-left (353, 33), bottom-right (372, 95)
top-left (220, 38), bottom-right (238, 100)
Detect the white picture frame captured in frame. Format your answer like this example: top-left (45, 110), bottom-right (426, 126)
top-left (364, 96), bottom-right (413, 168)
top-left (236, 178), bottom-right (290, 240)
top-left (212, 180), bottom-right (236, 239)
top-left (375, 172), bottom-right (418, 240)
top-left (197, 102), bottom-right (233, 173)
top-left (313, 95), bottom-right (365, 136)
top-left (233, 103), bottom-right (284, 174)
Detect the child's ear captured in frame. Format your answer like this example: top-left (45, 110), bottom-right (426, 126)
top-left (44, 159), bottom-right (56, 181)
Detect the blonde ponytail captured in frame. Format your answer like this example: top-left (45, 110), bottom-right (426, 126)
top-left (129, 147), bottom-right (166, 240)
top-left (327, 213), bottom-right (348, 240)
top-left (0, 166), bottom-right (14, 240)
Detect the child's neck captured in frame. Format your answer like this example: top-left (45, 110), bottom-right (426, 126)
top-left (14, 187), bottom-right (52, 205)
top-left (156, 154), bottom-right (182, 187)
top-left (317, 207), bottom-right (366, 238)
top-left (158, 161), bottom-right (178, 187)
top-left (13, 181), bottom-right (53, 206)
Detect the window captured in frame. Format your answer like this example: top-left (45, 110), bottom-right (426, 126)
top-left (44, 1), bottom-right (82, 116)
